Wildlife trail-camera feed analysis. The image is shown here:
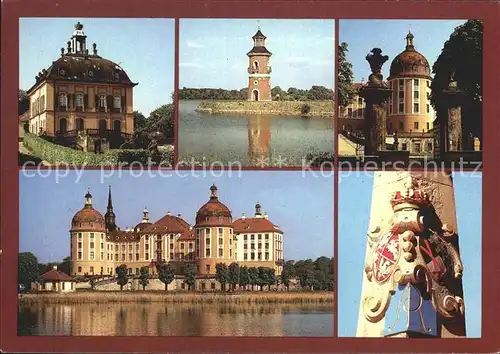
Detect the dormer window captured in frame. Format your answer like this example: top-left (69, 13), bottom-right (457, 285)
top-left (59, 69), bottom-right (66, 76)
top-left (88, 70), bottom-right (94, 77)
top-left (113, 72), bottom-right (120, 80)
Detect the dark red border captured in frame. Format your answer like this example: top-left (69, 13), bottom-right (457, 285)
top-left (2, 0), bottom-right (500, 353)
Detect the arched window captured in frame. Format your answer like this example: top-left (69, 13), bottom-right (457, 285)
top-left (76, 118), bottom-right (84, 131)
top-left (59, 92), bottom-right (68, 108)
top-left (253, 61), bottom-right (259, 72)
top-left (59, 118), bottom-right (67, 134)
top-left (253, 90), bottom-right (259, 101)
top-left (113, 119), bottom-right (121, 132)
top-left (113, 96), bottom-right (121, 109)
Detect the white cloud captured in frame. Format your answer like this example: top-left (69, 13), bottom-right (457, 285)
top-left (186, 40), bottom-right (205, 49)
top-left (179, 62), bottom-right (204, 69)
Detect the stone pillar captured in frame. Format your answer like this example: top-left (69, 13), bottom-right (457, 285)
top-left (357, 171), bottom-right (466, 338)
top-left (442, 75), bottom-right (467, 152)
top-left (360, 48), bottom-right (392, 156)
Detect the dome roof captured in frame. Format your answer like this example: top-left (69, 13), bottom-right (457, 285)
top-left (195, 185), bottom-right (232, 226)
top-left (72, 206), bottom-right (105, 226)
top-left (388, 32), bottom-right (431, 80)
top-left (71, 191), bottom-right (105, 230)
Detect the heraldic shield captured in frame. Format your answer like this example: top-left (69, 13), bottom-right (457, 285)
top-left (362, 187), bottom-right (465, 337)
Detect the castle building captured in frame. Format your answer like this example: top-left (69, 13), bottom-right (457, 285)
top-left (70, 185), bottom-right (284, 277)
top-left (23, 22), bottom-right (137, 152)
top-left (339, 32), bottom-right (436, 158)
top-left (247, 28), bottom-right (272, 102)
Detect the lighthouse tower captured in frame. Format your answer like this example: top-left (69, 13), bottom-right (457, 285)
top-left (247, 27), bottom-right (272, 102)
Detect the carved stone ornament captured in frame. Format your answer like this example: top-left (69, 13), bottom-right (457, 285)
top-left (362, 187), bottom-right (465, 329)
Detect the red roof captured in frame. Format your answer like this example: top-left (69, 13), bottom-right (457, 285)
top-left (41, 269), bottom-right (74, 282)
top-left (233, 217), bottom-right (282, 234)
top-left (143, 214), bottom-right (192, 237)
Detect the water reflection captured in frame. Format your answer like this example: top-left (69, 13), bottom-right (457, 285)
top-left (18, 303), bottom-right (333, 337)
top-left (178, 100), bottom-right (334, 166)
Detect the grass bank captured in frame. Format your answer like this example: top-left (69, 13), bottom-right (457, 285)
top-left (21, 132), bottom-right (174, 166)
top-left (19, 291), bottom-right (334, 305)
top-left (196, 100), bottom-right (334, 117)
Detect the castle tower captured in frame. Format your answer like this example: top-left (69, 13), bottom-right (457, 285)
top-left (194, 184), bottom-right (236, 276)
top-left (357, 171), bottom-right (466, 338)
top-left (104, 186), bottom-right (116, 231)
top-left (387, 31), bottom-right (435, 135)
top-left (70, 189), bottom-right (108, 276)
top-left (247, 27), bottom-right (272, 102)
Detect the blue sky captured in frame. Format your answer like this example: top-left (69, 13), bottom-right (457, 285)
top-left (339, 20), bottom-right (468, 82)
top-left (19, 18), bottom-right (174, 117)
top-left (19, 171), bottom-right (334, 264)
top-left (338, 171), bottom-right (482, 338)
top-left (180, 19), bottom-right (334, 90)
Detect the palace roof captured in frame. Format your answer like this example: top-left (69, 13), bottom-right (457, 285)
top-left (233, 217), bottom-right (282, 234)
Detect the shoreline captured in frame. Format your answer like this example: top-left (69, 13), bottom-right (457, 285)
top-left (19, 291), bottom-right (334, 305)
top-left (193, 100), bottom-right (334, 118)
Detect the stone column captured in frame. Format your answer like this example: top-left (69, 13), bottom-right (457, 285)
top-left (442, 75), bottom-right (467, 152)
top-left (357, 171), bottom-right (466, 338)
top-left (360, 48), bottom-right (392, 156)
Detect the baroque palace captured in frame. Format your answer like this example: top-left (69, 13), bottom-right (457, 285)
top-left (21, 22), bottom-right (137, 152)
top-left (70, 185), bottom-right (284, 278)
top-left (339, 32), bottom-right (436, 158)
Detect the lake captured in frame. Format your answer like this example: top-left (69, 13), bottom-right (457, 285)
top-left (178, 100), bottom-right (334, 167)
top-left (18, 302), bottom-right (334, 336)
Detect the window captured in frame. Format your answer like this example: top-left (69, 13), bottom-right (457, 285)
top-left (399, 90), bottom-right (404, 99)
top-left (218, 249), bottom-right (223, 257)
top-left (145, 244), bottom-right (149, 251)
top-left (399, 122), bottom-right (404, 131)
top-left (205, 249), bottom-right (210, 257)
top-left (90, 251), bottom-right (95, 260)
top-left (244, 254), bottom-right (248, 260)
top-left (427, 104), bottom-right (430, 114)
top-left (78, 242), bottom-right (82, 249)
top-left (170, 243), bottom-right (174, 249)
top-left (99, 95), bottom-right (106, 109)
top-left (206, 265), bottom-right (210, 272)
top-left (358, 97), bottom-right (363, 105)
top-left (414, 103), bottom-right (419, 113)
top-left (402, 143), bottom-right (408, 151)
top-left (426, 142), bottom-right (433, 152)
top-left (78, 252), bottom-right (82, 260)
top-left (122, 254), bottom-right (125, 261)
top-left (90, 266), bottom-right (94, 273)
top-left (347, 108), bottom-right (353, 117)
top-left (206, 238), bottom-right (210, 245)
top-left (59, 93), bottom-right (68, 108)
top-left (218, 228), bottom-right (223, 234)
top-left (414, 90), bottom-right (419, 99)
top-left (399, 79), bottom-right (404, 87)
top-left (426, 122), bottom-right (430, 130)
top-left (265, 234), bottom-right (269, 240)
top-left (211, 282), bottom-right (216, 290)
top-left (414, 122), bottom-right (419, 130)
top-left (170, 252), bottom-right (174, 259)
top-left (218, 237), bottom-right (223, 245)
top-left (129, 253), bottom-right (132, 261)
top-left (180, 243), bottom-right (184, 250)
top-left (244, 235), bottom-right (247, 241)
top-left (76, 93), bottom-right (84, 109)
top-left (78, 266), bottom-right (82, 273)
top-left (251, 235), bottom-right (255, 241)
top-left (399, 103), bottom-right (404, 113)
top-left (145, 253), bottom-right (149, 260)
top-left (90, 242), bottom-right (95, 249)
top-left (414, 143), bottom-right (421, 153)
top-left (265, 243), bottom-right (269, 249)
top-left (265, 252), bottom-right (269, 260)
top-left (189, 243), bottom-right (193, 249)
top-left (414, 79), bottom-right (419, 86)
top-left (251, 253), bottom-right (255, 260)
top-left (100, 252), bottom-right (104, 260)
top-left (244, 244), bottom-right (248, 249)
top-left (113, 96), bottom-right (121, 109)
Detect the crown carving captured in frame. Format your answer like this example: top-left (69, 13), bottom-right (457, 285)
top-left (390, 188), bottom-right (430, 211)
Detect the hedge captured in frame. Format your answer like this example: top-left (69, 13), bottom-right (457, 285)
top-left (22, 132), bottom-right (174, 166)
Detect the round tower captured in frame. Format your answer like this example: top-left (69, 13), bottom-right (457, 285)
top-left (70, 190), bottom-right (107, 276)
top-left (194, 184), bottom-right (235, 276)
top-left (247, 27), bottom-right (272, 102)
top-left (387, 31), bottom-right (435, 135)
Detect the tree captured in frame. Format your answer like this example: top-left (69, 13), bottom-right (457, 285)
top-left (228, 262), bottom-right (240, 291)
top-left (307, 86), bottom-right (334, 101)
top-left (147, 104), bottom-right (175, 142)
top-left (265, 268), bottom-right (276, 291)
top-left (116, 264), bottom-right (129, 291)
top-left (57, 257), bottom-right (72, 276)
top-left (302, 269), bottom-right (316, 290)
top-left (281, 260), bottom-right (296, 290)
top-left (19, 89), bottom-right (30, 116)
top-left (139, 266), bottom-right (149, 290)
top-left (215, 263), bottom-right (229, 291)
top-left (248, 267), bottom-right (259, 291)
top-left (239, 266), bottom-right (250, 291)
top-left (430, 20), bottom-right (483, 142)
top-left (18, 252), bottom-right (39, 290)
top-left (338, 42), bottom-right (357, 109)
top-left (157, 262), bottom-right (176, 291)
top-left (184, 264), bottom-right (197, 291)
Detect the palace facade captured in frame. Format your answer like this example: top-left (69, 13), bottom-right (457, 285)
top-left (339, 32), bottom-right (436, 158)
top-left (70, 185), bottom-right (284, 277)
top-left (22, 22), bottom-right (137, 152)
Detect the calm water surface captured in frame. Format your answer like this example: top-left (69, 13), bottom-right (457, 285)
top-left (178, 100), bottom-right (334, 166)
top-left (19, 302), bottom-right (334, 336)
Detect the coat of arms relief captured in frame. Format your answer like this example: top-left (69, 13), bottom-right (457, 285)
top-left (361, 185), bottom-right (465, 337)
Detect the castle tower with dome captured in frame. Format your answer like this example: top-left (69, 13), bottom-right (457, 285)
top-left (23, 22), bottom-right (138, 152)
